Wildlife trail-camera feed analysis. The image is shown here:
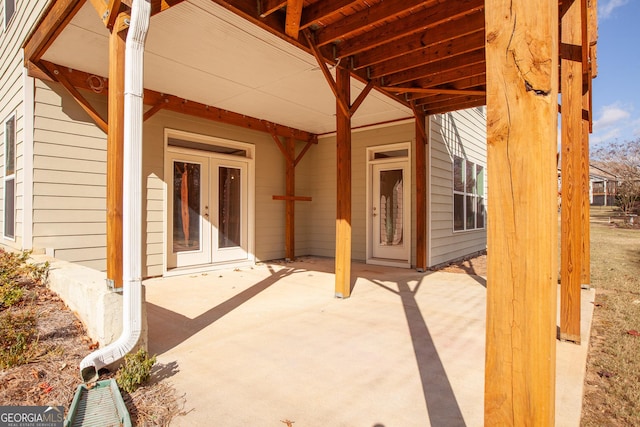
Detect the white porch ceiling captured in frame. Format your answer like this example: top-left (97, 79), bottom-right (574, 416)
top-left (42, 0), bottom-right (413, 135)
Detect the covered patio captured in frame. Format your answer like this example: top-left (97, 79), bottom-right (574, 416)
top-left (24, 0), bottom-right (598, 423)
top-left (144, 257), bottom-right (594, 426)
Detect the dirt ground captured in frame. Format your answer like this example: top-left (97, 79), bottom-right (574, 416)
top-left (0, 280), bottom-right (186, 426)
top-left (434, 251), bottom-right (487, 277)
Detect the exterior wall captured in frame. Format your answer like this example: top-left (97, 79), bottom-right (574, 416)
top-left (309, 121), bottom-right (416, 263)
top-left (0, 0), bottom-right (49, 251)
top-left (32, 81), bottom-right (108, 270)
top-left (428, 107), bottom-right (487, 267)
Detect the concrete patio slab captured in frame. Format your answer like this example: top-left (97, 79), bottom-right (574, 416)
top-left (143, 257), bottom-right (594, 426)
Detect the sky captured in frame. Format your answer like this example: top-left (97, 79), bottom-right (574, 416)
top-left (590, 0), bottom-right (640, 146)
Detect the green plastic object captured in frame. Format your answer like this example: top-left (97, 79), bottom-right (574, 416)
top-left (64, 379), bottom-right (132, 427)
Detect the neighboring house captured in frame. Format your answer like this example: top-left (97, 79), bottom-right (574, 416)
top-left (1, 1), bottom-right (487, 279)
top-left (589, 164), bottom-right (617, 207)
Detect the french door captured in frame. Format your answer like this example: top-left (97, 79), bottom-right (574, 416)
top-left (167, 151), bottom-right (249, 269)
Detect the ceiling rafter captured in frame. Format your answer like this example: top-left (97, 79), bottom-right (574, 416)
top-left (349, 10), bottom-right (485, 70)
top-left (383, 48), bottom-right (485, 87)
top-left (337, 0), bottom-right (484, 61)
top-left (285, 0), bottom-right (304, 39)
top-left (299, 0), bottom-right (360, 31)
top-left (367, 30), bottom-right (485, 80)
top-left (313, 0), bottom-right (435, 47)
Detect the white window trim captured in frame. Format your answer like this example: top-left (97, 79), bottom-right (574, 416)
top-left (452, 155), bottom-right (485, 233)
top-left (3, 113), bottom-right (16, 241)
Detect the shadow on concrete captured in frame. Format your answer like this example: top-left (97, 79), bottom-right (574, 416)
top-left (370, 277), bottom-right (467, 427)
top-left (147, 265), bottom-right (297, 355)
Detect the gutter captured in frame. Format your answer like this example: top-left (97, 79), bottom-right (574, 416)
top-left (80, 0), bottom-right (151, 382)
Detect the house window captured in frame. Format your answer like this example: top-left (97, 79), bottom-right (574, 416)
top-left (4, 114), bottom-right (15, 239)
top-left (4, 0), bottom-right (15, 30)
top-left (453, 155), bottom-right (485, 231)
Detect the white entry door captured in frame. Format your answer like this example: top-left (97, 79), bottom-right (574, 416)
top-left (167, 152), bottom-right (249, 269)
top-left (371, 161), bottom-right (410, 261)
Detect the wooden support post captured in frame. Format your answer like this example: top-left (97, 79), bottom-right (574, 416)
top-left (107, 14), bottom-right (127, 288)
top-left (560, 0), bottom-right (584, 343)
top-left (581, 78), bottom-right (591, 285)
top-left (484, 0), bottom-right (558, 424)
top-left (285, 137), bottom-right (295, 260)
top-left (335, 66), bottom-right (352, 298)
top-left (414, 111), bottom-right (427, 272)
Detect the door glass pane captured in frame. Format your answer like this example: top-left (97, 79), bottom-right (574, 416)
top-left (173, 162), bottom-right (200, 253)
top-left (219, 167), bottom-right (241, 248)
top-left (379, 169), bottom-right (403, 246)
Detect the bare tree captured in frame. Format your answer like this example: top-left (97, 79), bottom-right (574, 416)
top-left (591, 138), bottom-right (640, 214)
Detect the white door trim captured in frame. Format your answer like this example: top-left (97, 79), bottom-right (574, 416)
top-left (366, 143), bottom-right (411, 268)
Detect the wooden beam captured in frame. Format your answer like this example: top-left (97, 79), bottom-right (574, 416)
top-left (367, 30), bottom-right (485, 79)
top-left (294, 139), bottom-right (316, 167)
top-left (104, 0), bottom-right (123, 29)
top-left (414, 109), bottom-right (427, 272)
top-left (285, 137), bottom-right (296, 260)
top-left (23, 0), bottom-right (85, 65)
top-left (386, 87), bottom-right (486, 96)
top-left (143, 97), bottom-right (168, 121)
top-left (302, 30), bottom-right (350, 118)
top-left (313, 0), bottom-right (438, 48)
top-left (383, 48), bottom-right (486, 87)
top-left (339, 1), bottom-right (485, 62)
top-left (259, 0), bottom-right (286, 17)
top-left (106, 14), bottom-right (128, 289)
top-left (349, 80), bottom-right (374, 117)
top-left (299, 0), bottom-right (357, 31)
top-left (335, 65), bottom-right (352, 298)
top-left (484, 0), bottom-right (558, 424)
top-left (41, 62), bottom-right (108, 133)
top-left (284, 0), bottom-right (303, 39)
top-left (582, 81), bottom-right (591, 284)
top-left (560, 0), bottom-right (584, 344)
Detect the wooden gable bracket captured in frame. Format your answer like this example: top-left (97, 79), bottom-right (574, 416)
top-left (302, 30), bottom-right (375, 119)
top-left (41, 61), bottom-right (109, 133)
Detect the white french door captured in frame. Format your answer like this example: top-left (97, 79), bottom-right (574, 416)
top-left (371, 161), bottom-right (410, 261)
top-left (167, 152), bottom-right (249, 269)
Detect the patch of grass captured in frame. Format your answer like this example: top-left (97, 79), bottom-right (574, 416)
top-left (116, 348), bottom-right (157, 393)
top-left (0, 310), bottom-right (39, 368)
top-left (581, 221), bottom-right (640, 426)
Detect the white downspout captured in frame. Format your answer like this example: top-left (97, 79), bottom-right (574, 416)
top-left (80, 0), bottom-right (151, 382)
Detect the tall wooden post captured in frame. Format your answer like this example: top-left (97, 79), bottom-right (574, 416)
top-left (285, 137), bottom-right (295, 260)
top-left (484, 0), bottom-right (558, 424)
top-left (334, 66), bottom-right (352, 298)
top-left (415, 112), bottom-right (427, 271)
top-left (581, 80), bottom-right (591, 284)
top-left (560, 0), bottom-right (584, 343)
top-left (107, 15), bottom-right (127, 288)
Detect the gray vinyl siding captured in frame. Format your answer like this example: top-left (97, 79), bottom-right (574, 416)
top-left (309, 122), bottom-right (416, 263)
top-left (32, 80), bottom-right (107, 269)
top-left (428, 108), bottom-right (487, 267)
top-left (0, 0), bottom-right (49, 250)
